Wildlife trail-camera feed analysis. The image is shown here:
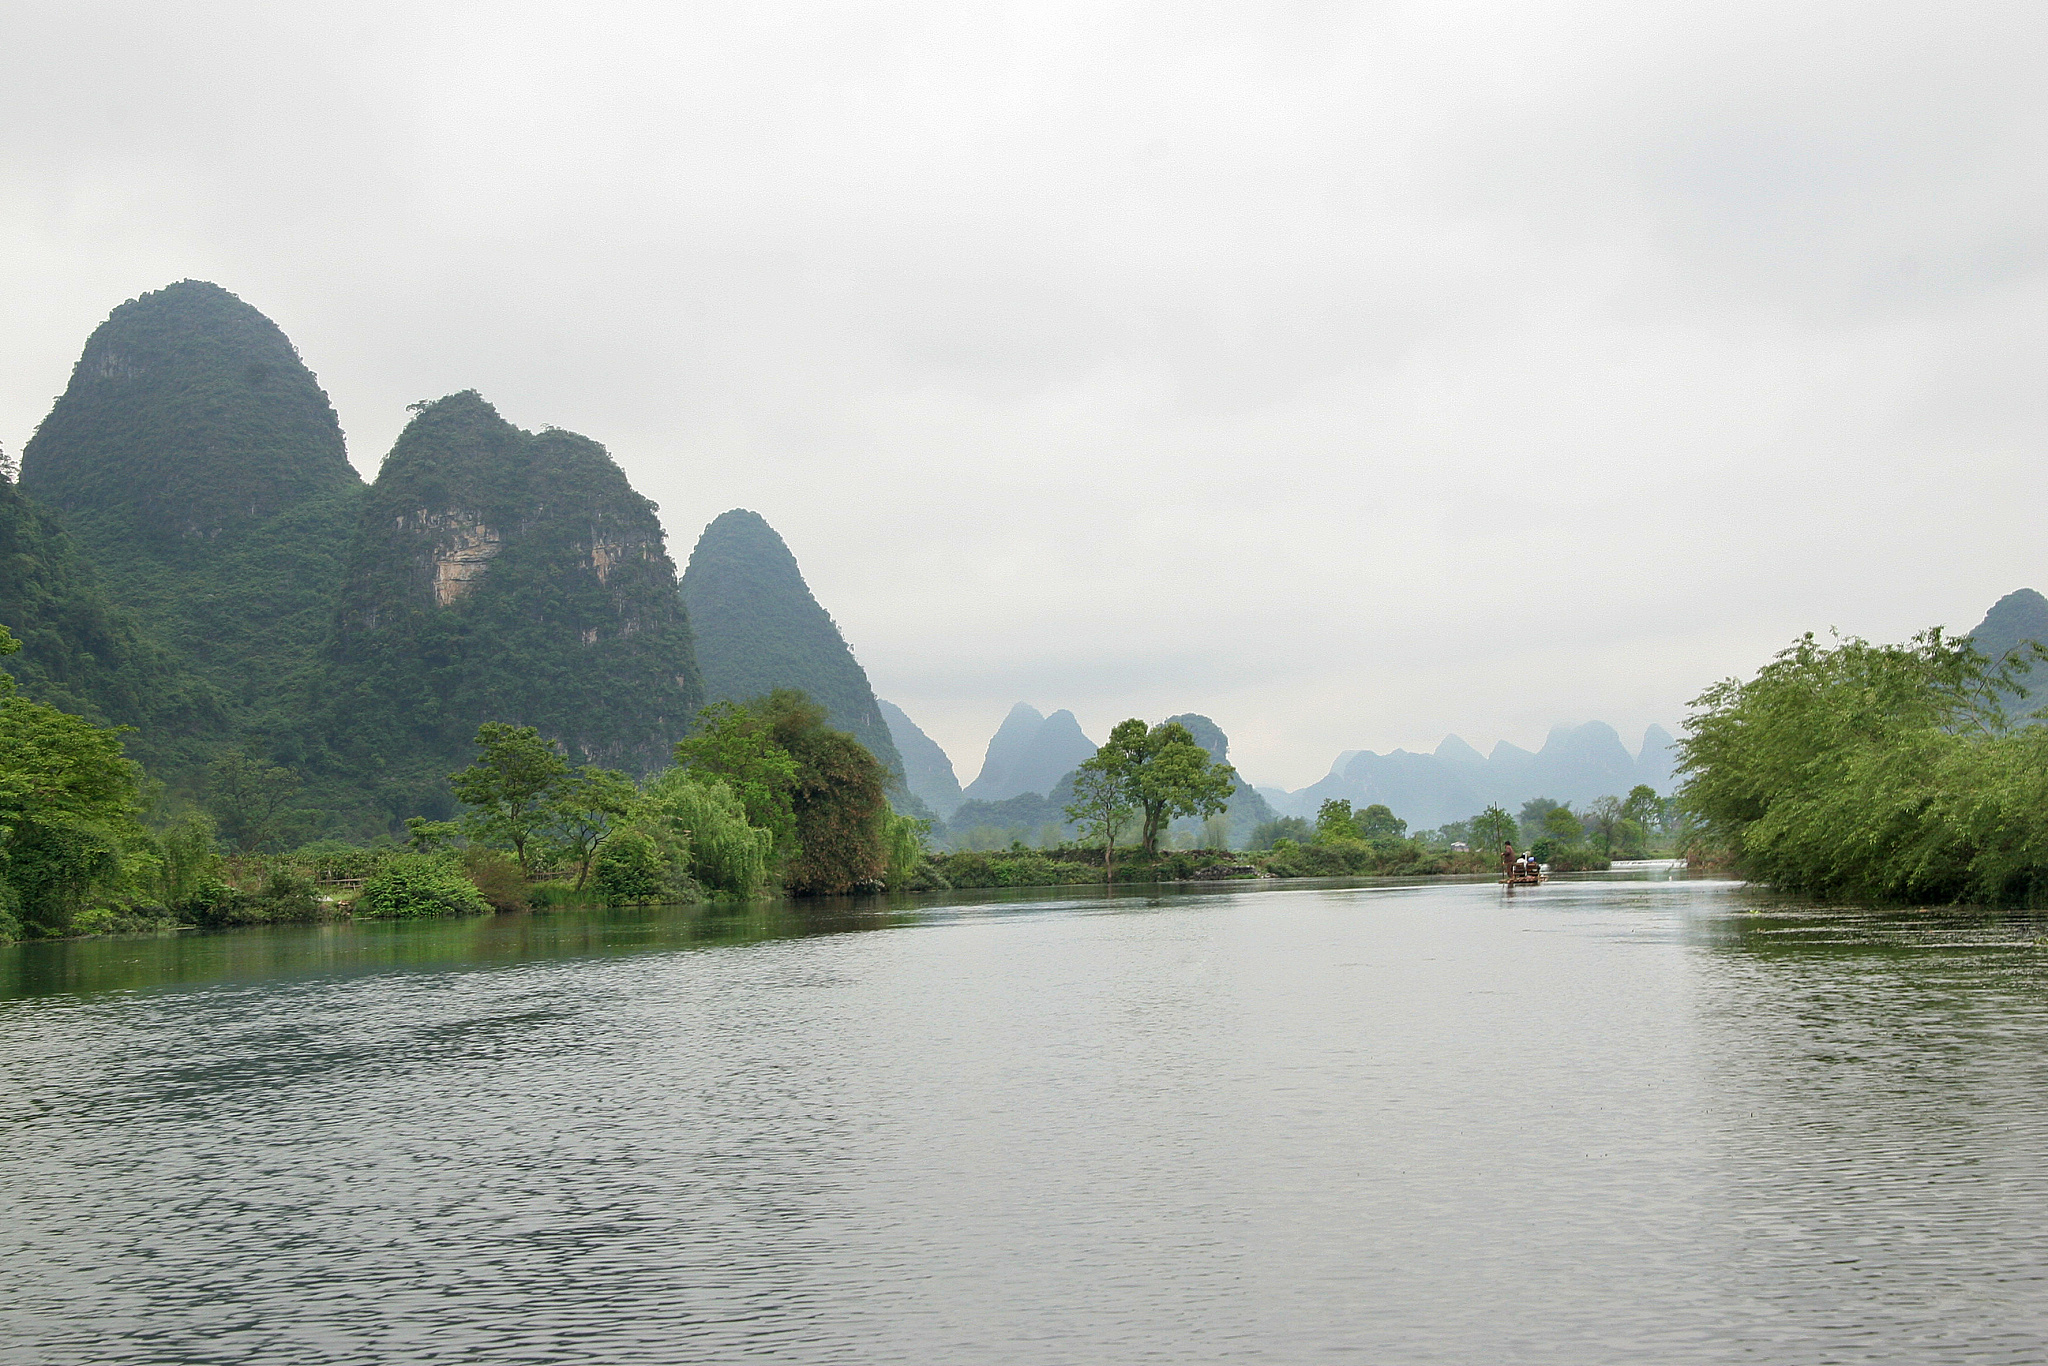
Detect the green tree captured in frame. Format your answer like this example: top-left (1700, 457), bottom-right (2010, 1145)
top-left (1543, 804), bottom-right (1583, 842)
top-left (1093, 718), bottom-right (1238, 857)
top-left (1678, 627), bottom-right (2048, 903)
top-left (206, 751), bottom-right (303, 853)
top-left (592, 829), bottom-right (667, 903)
top-left (1585, 796), bottom-right (1626, 854)
top-left (1065, 746), bottom-right (1138, 881)
top-left (449, 722), bottom-right (569, 878)
top-left (881, 811), bottom-right (930, 888)
top-left (1471, 805), bottom-right (1517, 854)
top-left (1250, 816), bottom-right (1312, 849)
top-left (636, 767), bottom-right (775, 896)
top-left (1518, 797), bottom-right (1562, 844)
top-left (546, 766), bottom-right (638, 889)
top-left (1314, 798), bottom-right (1358, 843)
top-left (1356, 803), bottom-right (1407, 840)
top-left (1620, 785), bottom-right (1663, 852)
top-left (760, 690), bottom-right (889, 895)
top-left (0, 624), bottom-right (146, 937)
top-left (674, 699), bottom-right (799, 856)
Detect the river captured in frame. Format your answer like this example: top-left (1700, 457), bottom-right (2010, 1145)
top-left (3, 871), bottom-right (2046, 1364)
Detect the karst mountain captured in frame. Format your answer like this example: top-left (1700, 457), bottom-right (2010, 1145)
top-left (680, 509), bottom-right (904, 782)
top-left (18, 280), bottom-right (363, 724)
top-left (322, 391), bottom-right (705, 817)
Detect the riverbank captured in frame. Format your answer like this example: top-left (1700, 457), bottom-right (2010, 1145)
top-left (23, 839), bottom-right (1623, 945)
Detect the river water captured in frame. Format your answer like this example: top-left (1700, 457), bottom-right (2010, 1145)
top-left (3, 871), bottom-right (2046, 1364)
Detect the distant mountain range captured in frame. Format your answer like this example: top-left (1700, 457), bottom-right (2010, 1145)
top-left (960, 703), bottom-right (1098, 803)
top-left (1258, 722), bottom-right (1677, 829)
top-left (885, 702), bottom-right (1675, 843)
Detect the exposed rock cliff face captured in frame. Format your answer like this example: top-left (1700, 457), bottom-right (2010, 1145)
top-left (17, 280), bottom-right (362, 721)
top-left (680, 509), bottom-right (903, 780)
top-left (324, 392), bottom-right (703, 819)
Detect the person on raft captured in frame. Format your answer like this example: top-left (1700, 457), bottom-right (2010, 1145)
top-left (1501, 841), bottom-right (1517, 877)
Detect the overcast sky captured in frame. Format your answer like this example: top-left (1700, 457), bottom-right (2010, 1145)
top-left (3, 2), bottom-right (2044, 788)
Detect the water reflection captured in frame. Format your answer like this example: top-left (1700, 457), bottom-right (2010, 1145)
top-left (0, 899), bottom-right (919, 1000)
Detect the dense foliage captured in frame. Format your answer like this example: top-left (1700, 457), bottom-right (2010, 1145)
top-left (0, 477), bottom-right (226, 784)
top-left (1681, 628), bottom-right (2048, 906)
top-left (0, 626), bottom-right (148, 939)
top-left (357, 855), bottom-right (492, 919)
top-left (1066, 718), bottom-right (1237, 860)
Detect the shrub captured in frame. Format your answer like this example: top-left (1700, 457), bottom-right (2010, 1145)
top-left (173, 870), bottom-right (330, 927)
top-left (593, 829), bottom-right (668, 904)
top-left (356, 855), bottom-right (491, 919)
top-left (460, 847), bottom-right (530, 912)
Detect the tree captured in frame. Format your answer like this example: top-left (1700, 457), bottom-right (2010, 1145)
top-left (1622, 785), bottom-right (1663, 839)
top-left (1471, 805), bottom-right (1517, 853)
top-left (1543, 804), bottom-right (1584, 843)
top-left (1065, 751), bottom-right (1137, 881)
top-left (1250, 816), bottom-right (1312, 849)
top-left (449, 723), bottom-right (568, 878)
top-left (1314, 798), bottom-right (1358, 843)
top-left (674, 699), bottom-right (799, 856)
top-left (546, 766), bottom-right (637, 889)
top-left (1585, 796), bottom-right (1626, 854)
top-left (206, 751), bottom-right (303, 853)
top-left (759, 689), bottom-right (888, 895)
top-left (1356, 803), bottom-right (1407, 840)
top-left (636, 767), bottom-right (774, 896)
top-left (1518, 797), bottom-right (1562, 844)
top-left (1093, 718), bottom-right (1237, 857)
top-left (0, 624), bottom-right (145, 937)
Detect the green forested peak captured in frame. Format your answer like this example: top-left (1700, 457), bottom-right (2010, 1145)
top-left (681, 509), bottom-right (904, 782)
top-left (323, 395), bottom-right (702, 822)
top-left (21, 279), bottom-right (357, 543)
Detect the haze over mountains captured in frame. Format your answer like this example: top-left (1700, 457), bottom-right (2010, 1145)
top-left (894, 705), bottom-right (1674, 840)
top-left (4, 280), bottom-right (2047, 844)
